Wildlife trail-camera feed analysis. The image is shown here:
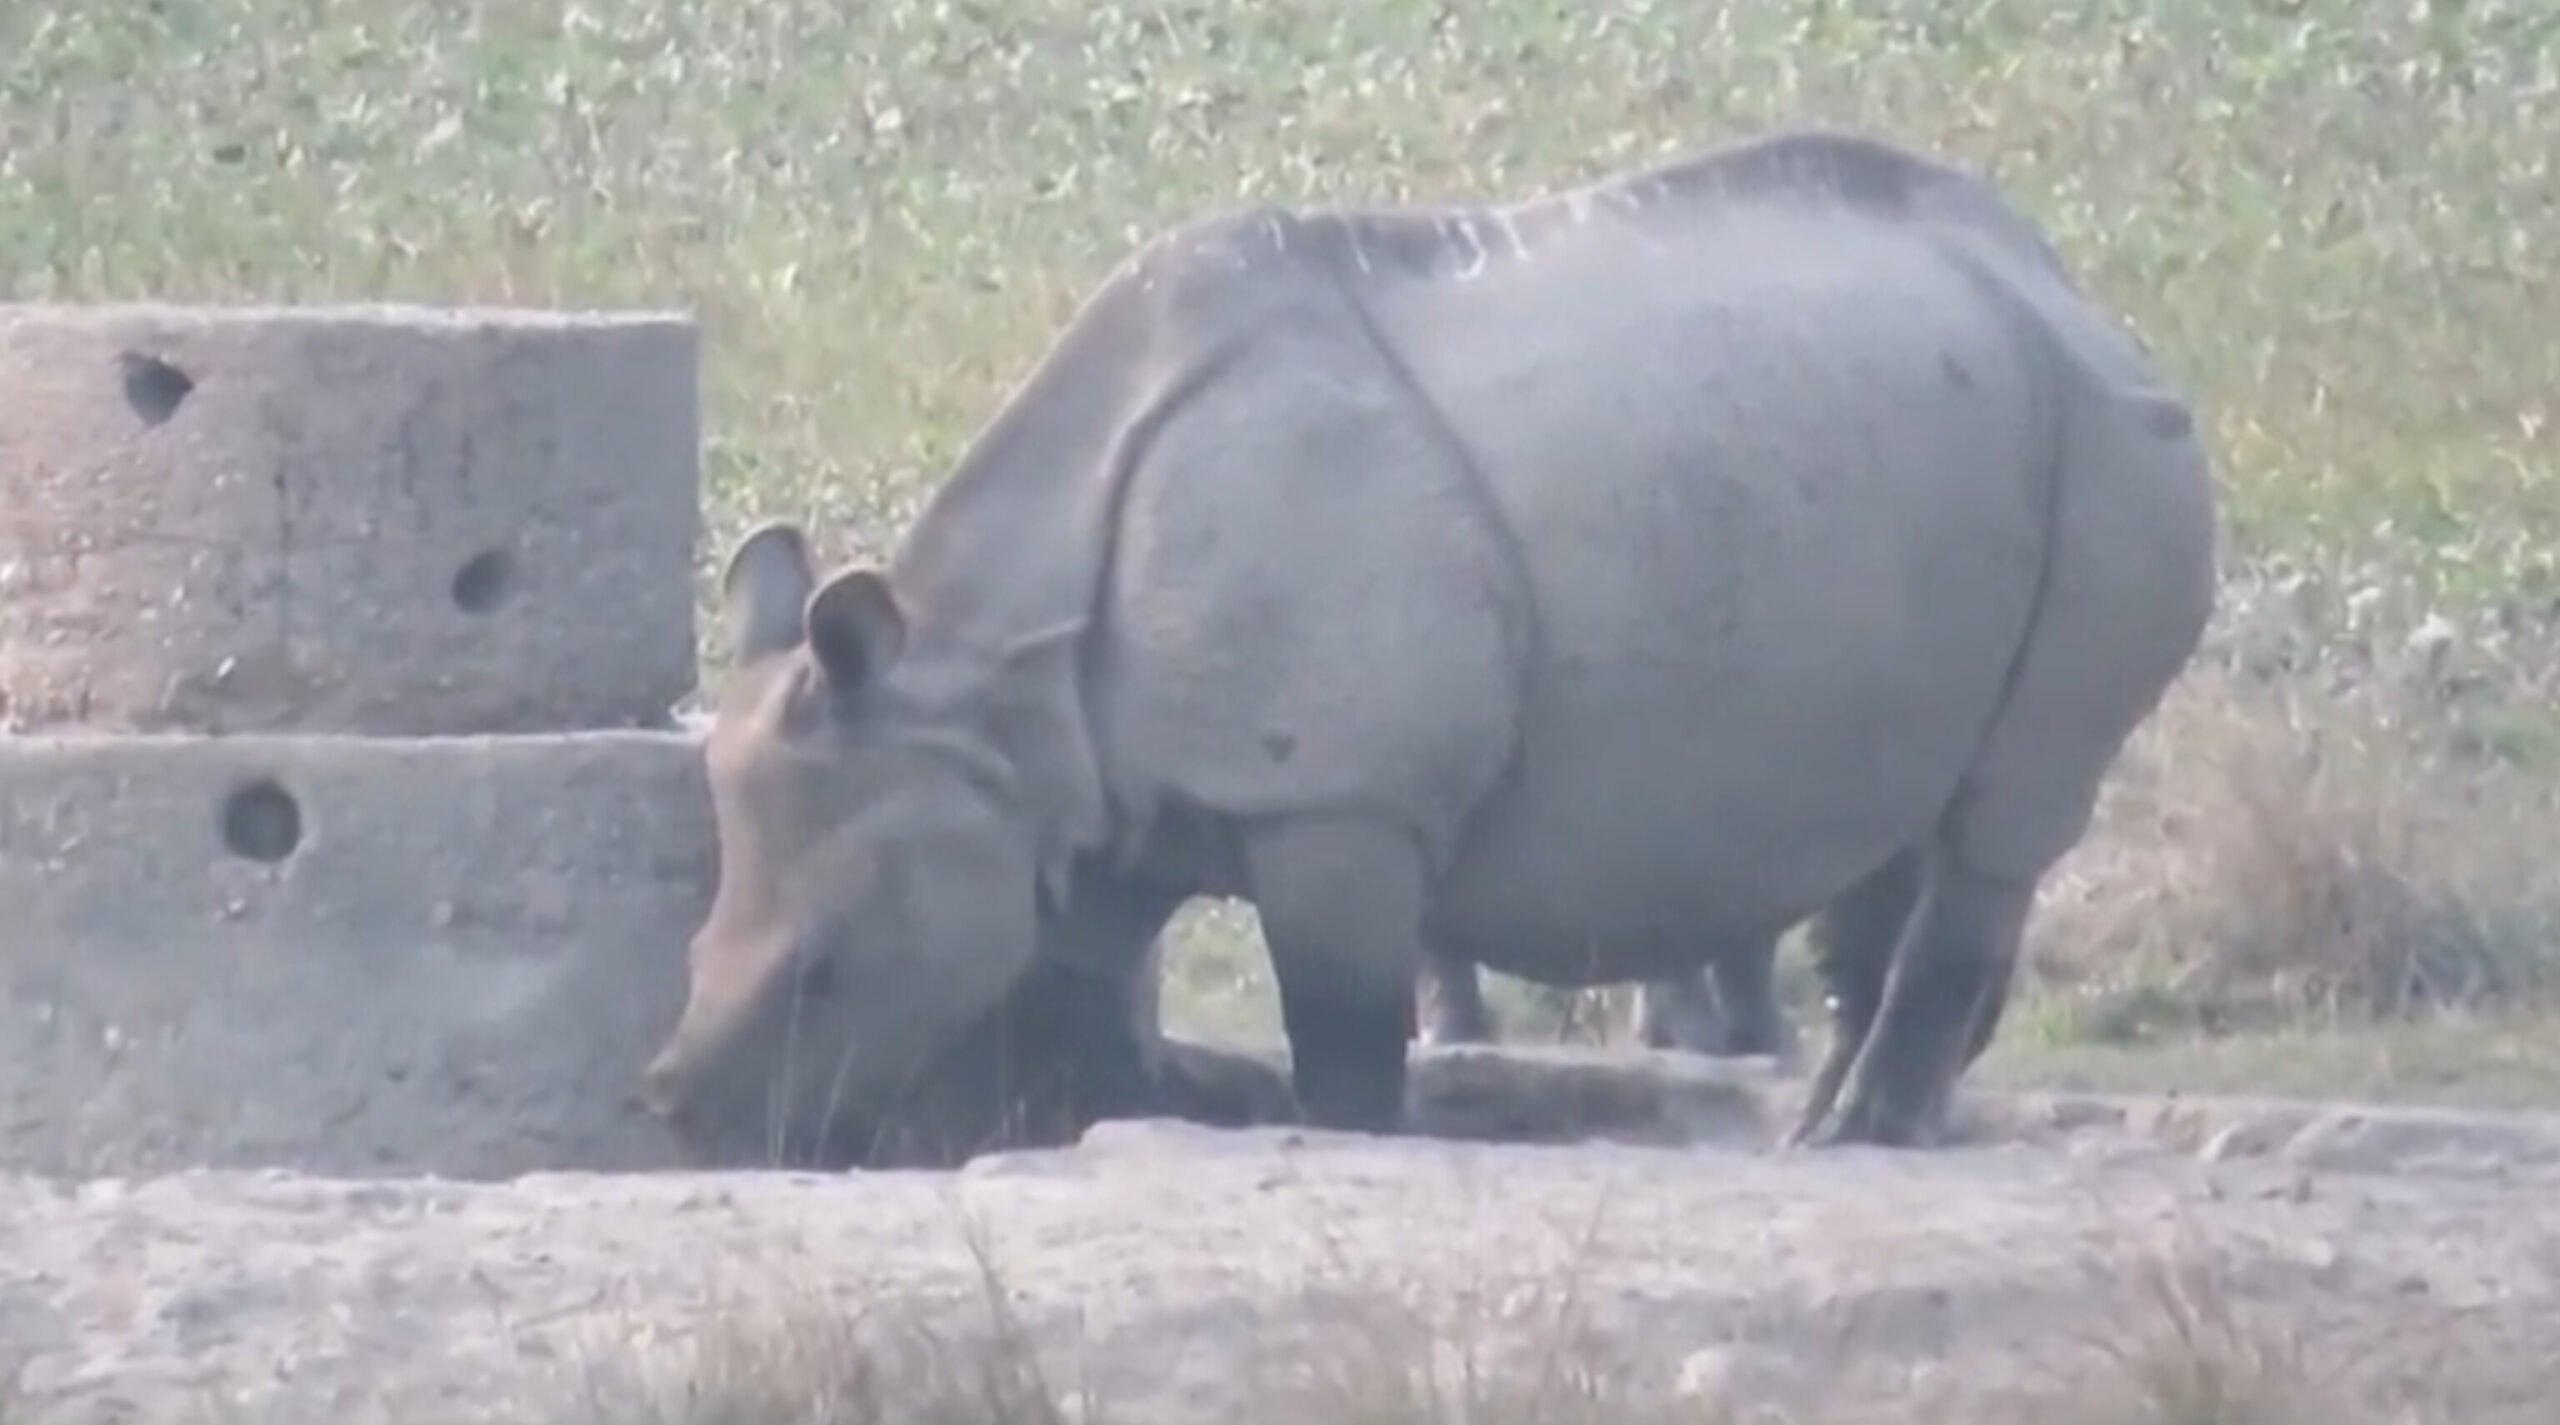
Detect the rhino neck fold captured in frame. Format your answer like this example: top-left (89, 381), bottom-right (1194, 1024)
top-left (876, 258), bottom-right (1210, 899)
top-left (885, 631), bottom-right (1105, 916)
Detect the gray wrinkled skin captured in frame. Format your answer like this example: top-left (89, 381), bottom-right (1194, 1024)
top-left (641, 128), bottom-right (2218, 1152)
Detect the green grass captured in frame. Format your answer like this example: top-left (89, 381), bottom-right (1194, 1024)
top-left (8, 0), bottom-right (2560, 1102)
top-left (8, 0), bottom-right (2554, 582)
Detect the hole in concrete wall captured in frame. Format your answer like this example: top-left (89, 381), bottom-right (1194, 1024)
top-left (219, 777), bottom-right (303, 863)
top-left (449, 547), bottom-right (516, 615)
top-left (117, 350), bottom-right (195, 427)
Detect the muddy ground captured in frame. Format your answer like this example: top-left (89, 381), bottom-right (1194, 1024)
top-left (4, 1047), bottom-right (2558, 1424)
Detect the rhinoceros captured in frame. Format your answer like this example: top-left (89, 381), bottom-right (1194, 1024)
top-left (639, 127), bottom-right (2217, 1151)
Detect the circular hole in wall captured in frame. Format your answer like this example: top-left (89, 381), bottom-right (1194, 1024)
top-left (118, 350), bottom-right (195, 427)
top-left (450, 547), bottom-right (517, 615)
top-left (218, 777), bottom-right (303, 863)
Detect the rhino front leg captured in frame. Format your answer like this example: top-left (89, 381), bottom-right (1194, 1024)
top-left (1243, 815), bottom-right (1425, 1135)
top-left (1415, 950), bottom-right (1500, 1045)
top-left (1634, 936), bottom-right (1792, 1060)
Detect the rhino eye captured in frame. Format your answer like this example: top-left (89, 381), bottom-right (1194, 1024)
top-left (795, 955), bottom-right (839, 1002)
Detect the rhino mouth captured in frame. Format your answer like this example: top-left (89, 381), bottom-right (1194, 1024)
top-left (642, 1028), bottom-right (901, 1171)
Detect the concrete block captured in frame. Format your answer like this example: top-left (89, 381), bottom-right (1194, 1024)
top-left (0, 303), bottom-right (702, 736)
top-left (0, 730), bottom-right (711, 1179)
top-left (0, 730), bottom-right (1299, 1180)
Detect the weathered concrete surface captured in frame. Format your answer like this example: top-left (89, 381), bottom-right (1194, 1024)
top-left (0, 728), bottom-right (1301, 1181)
top-left (3, 1082), bottom-right (2558, 1425)
top-left (0, 303), bottom-right (701, 736)
top-left (0, 730), bottom-right (712, 1178)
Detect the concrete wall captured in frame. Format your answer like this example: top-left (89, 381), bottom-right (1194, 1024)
top-left (0, 730), bottom-right (710, 1179)
top-left (0, 303), bottom-right (702, 736)
top-left (0, 301), bottom-right (1194, 1181)
top-left (0, 301), bottom-right (724, 1180)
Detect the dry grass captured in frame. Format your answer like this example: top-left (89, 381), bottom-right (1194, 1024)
top-left (2001, 524), bottom-right (2560, 1063)
top-left (2022, 663), bottom-right (2560, 1045)
top-left (564, 1265), bottom-right (1088, 1425)
top-left (534, 1168), bottom-right (2449, 1425)
top-left (547, 1232), bottom-right (2455, 1425)
top-left (564, 1272), bottom-right (1655, 1425)
top-left (2053, 1254), bottom-right (2358, 1425)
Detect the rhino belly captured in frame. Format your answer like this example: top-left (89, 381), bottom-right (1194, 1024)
top-left (1430, 657), bottom-right (2005, 988)
top-left (1431, 482), bottom-right (2044, 978)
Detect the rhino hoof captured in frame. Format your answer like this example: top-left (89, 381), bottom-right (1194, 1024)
top-left (1801, 1093), bottom-right (1942, 1151)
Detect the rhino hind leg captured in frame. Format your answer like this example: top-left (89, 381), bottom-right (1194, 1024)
top-left (1634, 975), bottom-right (1724, 1052)
top-left (1636, 943), bottom-right (1791, 1059)
top-left (1243, 815), bottom-right (1427, 1134)
top-left (1787, 847), bottom-right (1931, 1146)
top-left (1801, 853), bottom-right (2036, 1149)
top-left (1422, 948), bottom-right (1787, 1059)
top-left (1795, 381), bottom-right (2215, 1151)
top-left (1420, 953), bottom-right (1771, 1059)
top-left (1415, 950), bottom-right (1501, 1045)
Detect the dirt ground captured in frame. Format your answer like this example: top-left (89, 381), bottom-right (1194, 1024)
top-left (4, 1047), bottom-right (2559, 1425)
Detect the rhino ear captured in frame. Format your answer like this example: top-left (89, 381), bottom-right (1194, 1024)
top-left (721, 521), bottom-right (819, 665)
top-left (804, 566), bottom-right (906, 694)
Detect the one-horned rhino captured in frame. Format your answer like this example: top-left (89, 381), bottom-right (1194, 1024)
top-left (641, 127), bottom-right (2217, 1151)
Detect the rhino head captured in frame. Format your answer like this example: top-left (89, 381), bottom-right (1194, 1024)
top-left (639, 521), bottom-right (1044, 1160)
